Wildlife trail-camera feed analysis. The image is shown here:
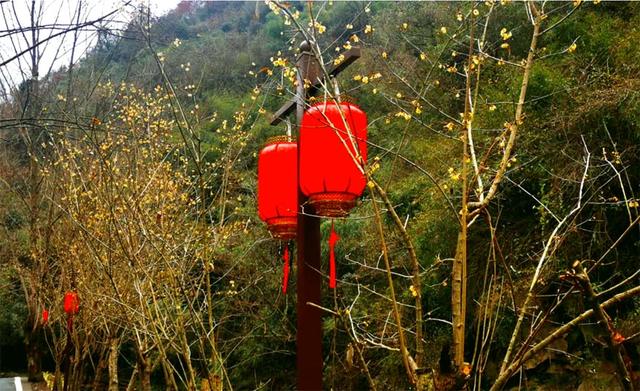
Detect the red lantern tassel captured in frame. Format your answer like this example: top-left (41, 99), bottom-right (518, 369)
top-left (282, 246), bottom-right (290, 294)
top-left (329, 222), bottom-right (340, 288)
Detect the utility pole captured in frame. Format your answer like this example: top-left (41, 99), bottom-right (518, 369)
top-left (270, 41), bottom-right (360, 390)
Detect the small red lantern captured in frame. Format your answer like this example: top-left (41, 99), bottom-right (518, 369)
top-left (42, 309), bottom-right (49, 325)
top-left (299, 101), bottom-right (367, 217)
top-left (258, 136), bottom-right (298, 293)
top-left (258, 136), bottom-right (298, 239)
top-left (63, 291), bottom-right (79, 316)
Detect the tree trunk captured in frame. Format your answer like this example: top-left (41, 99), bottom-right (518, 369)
top-left (62, 335), bottom-right (73, 391)
top-left (108, 337), bottom-right (120, 391)
top-left (125, 363), bottom-right (139, 391)
top-left (451, 14), bottom-right (475, 373)
top-left (451, 230), bottom-right (467, 370)
top-left (91, 349), bottom-right (108, 391)
top-left (24, 0), bottom-right (43, 384)
top-left (137, 353), bottom-right (152, 391)
top-left (25, 325), bottom-right (44, 382)
top-left (140, 363), bottom-right (152, 391)
top-left (161, 356), bottom-right (178, 391)
top-left (53, 360), bottom-right (63, 391)
top-left (177, 318), bottom-right (197, 390)
top-left (201, 376), bottom-right (222, 391)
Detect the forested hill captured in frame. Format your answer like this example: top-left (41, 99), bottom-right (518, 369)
top-left (88, 2), bottom-right (283, 91)
top-left (1, 1), bottom-right (639, 390)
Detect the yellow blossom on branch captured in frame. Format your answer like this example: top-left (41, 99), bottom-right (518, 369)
top-left (395, 111), bottom-right (411, 121)
top-left (272, 57), bottom-right (287, 67)
top-left (308, 20), bottom-right (327, 34)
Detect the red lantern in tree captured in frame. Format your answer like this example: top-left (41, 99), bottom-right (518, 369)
top-left (63, 291), bottom-right (79, 316)
top-left (299, 101), bottom-right (368, 217)
top-left (258, 136), bottom-right (298, 240)
top-left (42, 309), bottom-right (49, 325)
top-left (258, 137), bottom-right (297, 293)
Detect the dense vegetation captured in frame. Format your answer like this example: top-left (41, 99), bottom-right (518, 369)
top-left (0, 1), bottom-right (638, 390)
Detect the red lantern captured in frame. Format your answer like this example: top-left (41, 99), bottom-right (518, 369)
top-left (299, 101), bottom-right (367, 217)
top-left (42, 309), bottom-right (49, 325)
top-left (258, 136), bottom-right (298, 240)
top-left (63, 291), bottom-right (79, 315)
top-left (258, 137), bottom-right (297, 293)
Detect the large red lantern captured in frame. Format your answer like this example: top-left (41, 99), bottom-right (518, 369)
top-left (257, 136), bottom-right (298, 240)
top-left (299, 101), bottom-right (368, 217)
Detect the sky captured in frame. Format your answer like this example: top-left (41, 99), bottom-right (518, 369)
top-left (0, 0), bottom-right (181, 96)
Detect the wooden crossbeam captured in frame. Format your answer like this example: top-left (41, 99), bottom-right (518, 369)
top-left (269, 46), bottom-right (361, 126)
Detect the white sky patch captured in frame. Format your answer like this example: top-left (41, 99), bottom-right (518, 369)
top-left (0, 0), bottom-right (180, 96)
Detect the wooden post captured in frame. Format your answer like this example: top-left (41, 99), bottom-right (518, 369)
top-left (294, 41), bottom-right (323, 391)
top-left (270, 41), bottom-right (361, 391)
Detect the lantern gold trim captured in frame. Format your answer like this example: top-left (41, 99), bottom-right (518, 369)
top-left (308, 192), bottom-right (356, 218)
top-left (263, 135), bottom-right (295, 149)
top-left (267, 216), bottom-right (297, 240)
